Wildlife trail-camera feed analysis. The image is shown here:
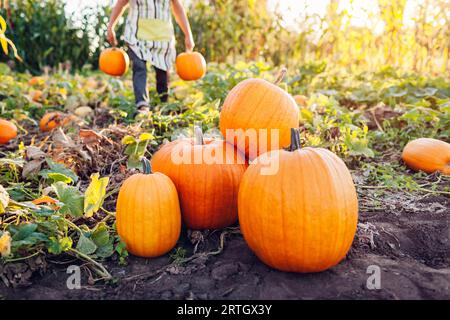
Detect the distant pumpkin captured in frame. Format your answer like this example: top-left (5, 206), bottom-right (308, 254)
top-left (0, 119), bottom-right (17, 145)
top-left (176, 52), bottom-right (207, 81)
top-left (32, 90), bottom-right (44, 102)
top-left (293, 94), bottom-right (308, 107)
top-left (39, 112), bottom-right (72, 132)
top-left (29, 76), bottom-right (44, 86)
top-left (402, 138), bottom-right (450, 175)
top-left (99, 48), bottom-right (130, 77)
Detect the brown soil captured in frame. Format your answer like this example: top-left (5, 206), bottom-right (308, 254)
top-left (1, 192), bottom-right (448, 300)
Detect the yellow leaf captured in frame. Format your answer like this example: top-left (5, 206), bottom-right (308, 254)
top-left (84, 173), bottom-right (109, 218)
top-left (0, 184), bottom-right (9, 215)
top-left (0, 231), bottom-right (11, 257)
top-left (0, 15), bottom-right (9, 55)
top-left (0, 16), bottom-right (6, 31)
top-left (0, 35), bottom-right (8, 55)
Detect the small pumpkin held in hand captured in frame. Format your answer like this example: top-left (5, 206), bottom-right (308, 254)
top-left (116, 158), bottom-right (181, 258)
top-left (0, 119), bottom-right (17, 145)
top-left (402, 138), bottom-right (450, 175)
top-left (152, 126), bottom-right (247, 230)
top-left (99, 48), bottom-right (130, 77)
top-left (176, 52), bottom-right (206, 81)
top-left (219, 69), bottom-right (299, 160)
top-left (238, 128), bottom-right (358, 273)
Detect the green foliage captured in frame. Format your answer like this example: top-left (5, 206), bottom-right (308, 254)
top-left (0, 156), bottom-right (119, 279)
top-left (122, 133), bottom-right (156, 169)
top-left (0, 0), bottom-right (123, 74)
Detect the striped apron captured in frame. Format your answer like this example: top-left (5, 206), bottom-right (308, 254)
top-left (124, 0), bottom-right (176, 71)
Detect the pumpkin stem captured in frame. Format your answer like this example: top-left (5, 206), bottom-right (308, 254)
top-left (140, 157), bottom-right (153, 174)
top-left (194, 124), bottom-right (204, 145)
top-left (289, 128), bottom-right (301, 152)
top-left (274, 68), bottom-right (287, 85)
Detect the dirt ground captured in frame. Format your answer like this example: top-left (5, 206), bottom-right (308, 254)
top-left (1, 189), bottom-right (448, 300)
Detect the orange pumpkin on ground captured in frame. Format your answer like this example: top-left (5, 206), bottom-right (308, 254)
top-left (0, 119), bottom-right (17, 145)
top-left (99, 48), bottom-right (130, 77)
top-left (176, 52), bottom-right (206, 81)
top-left (238, 128), bottom-right (359, 273)
top-left (402, 138), bottom-right (450, 175)
top-left (152, 126), bottom-right (247, 230)
top-left (32, 90), bottom-right (43, 102)
top-left (116, 158), bottom-right (181, 258)
top-left (293, 94), bottom-right (308, 107)
top-left (29, 76), bottom-right (44, 86)
top-left (219, 69), bottom-right (299, 160)
top-left (39, 112), bottom-right (73, 132)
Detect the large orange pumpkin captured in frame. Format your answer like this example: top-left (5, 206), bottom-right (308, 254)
top-left (116, 158), bottom-right (181, 257)
top-left (176, 52), bottom-right (206, 81)
top-left (402, 138), bottom-right (450, 175)
top-left (219, 70), bottom-right (299, 160)
top-left (0, 119), bottom-right (17, 145)
top-left (152, 126), bottom-right (247, 229)
top-left (238, 129), bottom-right (359, 273)
top-left (99, 48), bottom-right (130, 77)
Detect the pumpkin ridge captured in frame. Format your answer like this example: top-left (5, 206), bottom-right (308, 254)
top-left (279, 154), bottom-right (291, 271)
top-left (152, 176), bottom-right (163, 255)
top-left (305, 150), bottom-right (324, 270)
top-left (317, 148), bottom-right (350, 267)
top-left (137, 175), bottom-right (147, 256)
top-left (260, 91), bottom-right (290, 153)
top-left (242, 81), bottom-right (275, 131)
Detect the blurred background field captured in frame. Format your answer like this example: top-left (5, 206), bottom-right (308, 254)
top-left (1, 0), bottom-right (449, 74)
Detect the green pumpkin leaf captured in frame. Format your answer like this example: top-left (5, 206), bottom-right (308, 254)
top-left (84, 173), bottom-right (109, 218)
top-left (96, 242), bottom-right (114, 258)
top-left (48, 236), bottom-right (73, 255)
top-left (52, 182), bottom-right (84, 217)
top-left (47, 172), bottom-right (73, 184)
top-left (76, 233), bottom-right (97, 255)
top-left (11, 223), bottom-right (38, 241)
top-left (40, 159), bottom-right (78, 183)
top-left (91, 223), bottom-right (110, 247)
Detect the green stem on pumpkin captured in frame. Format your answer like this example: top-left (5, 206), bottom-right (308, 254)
top-left (289, 128), bottom-right (301, 152)
top-left (194, 124), bottom-right (204, 145)
top-left (140, 157), bottom-right (152, 174)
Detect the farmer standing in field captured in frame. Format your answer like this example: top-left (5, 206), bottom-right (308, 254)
top-left (107, 0), bottom-right (195, 111)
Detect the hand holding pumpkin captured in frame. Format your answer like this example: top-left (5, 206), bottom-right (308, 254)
top-left (106, 25), bottom-right (118, 47)
top-left (184, 35), bottom-right (195, 52)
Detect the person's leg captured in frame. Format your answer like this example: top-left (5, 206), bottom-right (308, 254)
top-left (153, 66), bottom-right (169, 103)
top-left (127, 48), bottom-right (149, 108)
